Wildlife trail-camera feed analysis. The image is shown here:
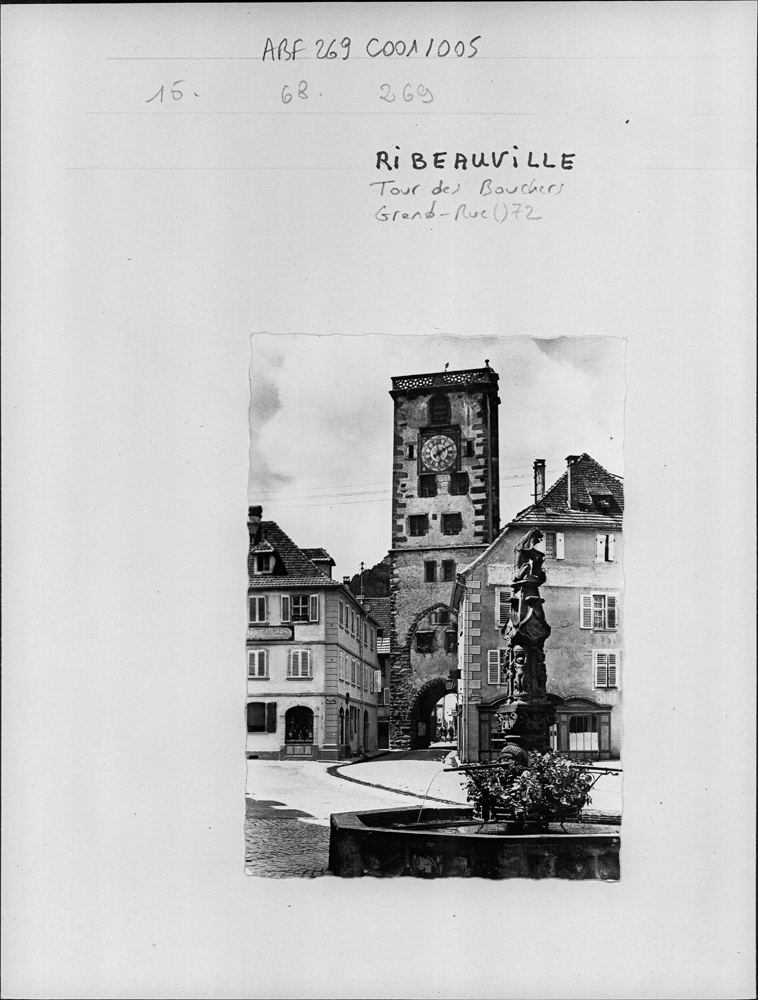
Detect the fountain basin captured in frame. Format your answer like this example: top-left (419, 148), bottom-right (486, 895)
top-left (328, 805), bottom-right (620, 880)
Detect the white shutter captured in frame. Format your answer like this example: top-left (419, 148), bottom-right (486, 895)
top-left (580, 594), bottom-right (593, 629)
top-left (594, 651), bottom-right (608, 687)
top-left (487, 650), bottom-right (501, 685)
top-left (497, 588), bottom-right (511, 627)
top-left (608, 534), bottom-right (616, 561)
top-left (556, 533), bottom-right (565, 559)
top-left (309, 594), bottom-right (319, 622)
top-left (375, 669), bottom-right (382, 692)
top-left (607, 595), bottom-right (618, 630)
top-left (303, 650), bottom-right (311, 677)
top-left (281, 595), bottom-right (291, 622)
top-left (248, 650), bottom-right (256, 677)
top-left (607, 652), bottom-right (618, 687)
top-left (339, 601), bottom-right (344, 627)
top-left (596, 534), bottom-right (606, 561)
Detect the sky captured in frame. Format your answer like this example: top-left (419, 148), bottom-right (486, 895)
top-left (249, 333), bottom-right (625, 578)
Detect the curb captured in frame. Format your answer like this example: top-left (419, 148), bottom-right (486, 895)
top-left (326, 762), bottom-right (464, 806)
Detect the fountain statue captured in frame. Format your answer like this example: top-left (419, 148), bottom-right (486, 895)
top-left (495, 528), bottom-right (557, 753)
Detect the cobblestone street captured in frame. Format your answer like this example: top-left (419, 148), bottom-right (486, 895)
top-left (244, 752), bottom-right (622, 877)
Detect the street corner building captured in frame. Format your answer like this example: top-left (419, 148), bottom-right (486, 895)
top-left (246, 507), bottom-right (382, 761)
top-left (388, 366), bottom-right (501, 749)
top-left (452, 453), bottom-right (624, 762)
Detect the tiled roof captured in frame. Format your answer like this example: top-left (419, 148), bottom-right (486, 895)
top-left (248, 521), bottom-right (340, 589)
top-left (301, 547), bottom-right (335, 565)
top-left (512, 454), bottom-right (623, 529)
top-left (376, 638), bottom-right (391, 655)
top-left (363, 597), bottom-right (391, 631)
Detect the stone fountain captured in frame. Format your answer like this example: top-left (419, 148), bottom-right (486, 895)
top-left (328, 528), bottom-right (620, 879)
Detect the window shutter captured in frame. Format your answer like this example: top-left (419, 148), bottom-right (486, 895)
top-left (497, 588), bottom-right (511, 627)
top-left (556, 533), bottom-right (565, 560)
top-left (288, 650), bottom-right (295, 677)
top-left (595, 652), bottom-right (608, 687)
top-left (375, 669), bottom-right (382, 692)
top-left (596, 534), bottom-right (606, 561)
top-left (248, 651), bottom-right (255, 677)
top-left (309, 594), bottom-right (319, 622)
top-left (580, 594), bottom-right (593, 629)
top-left (281, 595), bottom-right (290, 622)
top-left (607, 652), bottom-right (618, 687)
top-left (339, 601), bottom-right (343, 627)
top-left (303, 650), bottom-right (311, 677)
top-left (487, 650), bottom-right (501, 685)
top-left (608, 534), bottom-right (615, 561)
top-left (266, 702), bottom-right (277, 732)
top-left (607, 595), bottom-right (618, 630)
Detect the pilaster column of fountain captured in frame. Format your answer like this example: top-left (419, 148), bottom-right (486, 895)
top-left (496, 528), bottom-right (556, 754)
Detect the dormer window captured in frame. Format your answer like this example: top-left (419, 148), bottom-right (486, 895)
top-left (429, 394), bottom-right (451, 425)
top-left (255, 554), bottom-right (273, 574)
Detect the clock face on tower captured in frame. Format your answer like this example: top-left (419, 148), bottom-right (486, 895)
top-left (421, 434), bottom-right (457, 472)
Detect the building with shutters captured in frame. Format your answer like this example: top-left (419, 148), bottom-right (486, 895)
top-left (452, 453), bottom-right (624, 761)
top-left (246, 507), bottom-right (382, 761)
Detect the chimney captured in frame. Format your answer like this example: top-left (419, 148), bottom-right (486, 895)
top-left (565, 456), bottom-right (580, 509)
top-left (533, 459), bottom-right (546, 503)
top-left (248, 505), bottom-right (262, 543)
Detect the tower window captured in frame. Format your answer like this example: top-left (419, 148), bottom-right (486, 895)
top-left (445, 631), bottom-right (457, 653)
top-left (409, 515), bottom-right (429, 537)
top-left (416, 632), bottom-right (434, 653)
top-left (442, 513), bottom-right (462, 535)
top-left (465, 440), bottom-right (475, 457)
top-left (442, 559), bottom-right (456, 582)
top-left (449, 472), bottom-right (469, 495)
top-left (407, 443), bottom-right (415, 459)
top-left (425, 561), bottom-right (437, 583)
top-left (429, 394), bottom-right (451, 425)
top-left (418, 475), bottom-right (437, 498)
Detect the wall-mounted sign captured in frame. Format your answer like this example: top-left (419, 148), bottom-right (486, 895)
top-left (247, 626), bottom-right (293, 641)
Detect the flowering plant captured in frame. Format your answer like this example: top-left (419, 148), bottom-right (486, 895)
top-left (464, 750), bottom-right (595, 829)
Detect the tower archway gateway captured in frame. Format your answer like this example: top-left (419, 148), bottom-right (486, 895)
top-left (388, 366), bottom-right (500, 750)
top-left (408, 676), bottom-right (451, 750)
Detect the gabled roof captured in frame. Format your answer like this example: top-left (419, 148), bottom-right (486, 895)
top-left (512, 454), bottom-right (623, 530)
top-left (363, 597), bottom-right (391, 632)
top-left (455, 454), bottom-right (623, 582)
top-left (248, 521), bottom-right (340, 589)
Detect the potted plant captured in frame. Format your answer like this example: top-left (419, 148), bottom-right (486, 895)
top-left (464, 749), bottom-right (595, 831)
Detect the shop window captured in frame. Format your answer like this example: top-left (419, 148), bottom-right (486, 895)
top-left (285, 706), bottom-right (314, 744)
top-left (442, 513), bottom-right (462, 535)
top-left (247, 701), bottom-right (276, 733)
top-left (419, 474), bottom-right (437, 497)
top-left (569, 715), bottom-right (599, 753)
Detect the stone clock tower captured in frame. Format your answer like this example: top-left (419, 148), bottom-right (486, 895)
top-left (388, 366), bottom-right (501, 749)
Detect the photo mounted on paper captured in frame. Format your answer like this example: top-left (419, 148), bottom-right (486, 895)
top-left (245, 335), bottom-right (624, 879)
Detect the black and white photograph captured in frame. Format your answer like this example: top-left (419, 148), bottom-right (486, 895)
top-left (245, 335), bottom-right (626, 879)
